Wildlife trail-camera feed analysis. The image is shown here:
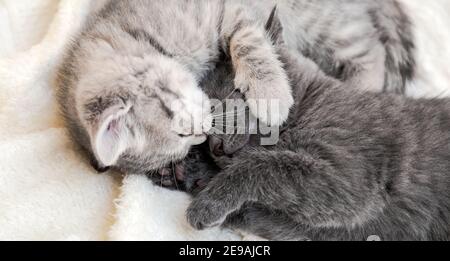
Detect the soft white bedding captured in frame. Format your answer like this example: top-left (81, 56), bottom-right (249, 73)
top-left (0, 0), bottom-right (449, 240)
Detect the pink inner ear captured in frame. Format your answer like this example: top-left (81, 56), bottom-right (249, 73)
top-left (94, 116), bottom-right (127, 167)
top-left (92, 103), bottom-right (133, 167)
top-left (107, 119), bottom-right (119, 132)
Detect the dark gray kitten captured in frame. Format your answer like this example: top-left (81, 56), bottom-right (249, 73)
top-left (157, 16), bottom-right (449, 241)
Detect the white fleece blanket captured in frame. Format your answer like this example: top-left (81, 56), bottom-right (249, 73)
top-left (0, 0), bottom-right (449, 241)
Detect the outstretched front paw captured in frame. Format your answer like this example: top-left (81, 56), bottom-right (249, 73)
top-left (186, 170), bottom-right (243, 230)
top-left (186, 196), bottom-right (231, 230)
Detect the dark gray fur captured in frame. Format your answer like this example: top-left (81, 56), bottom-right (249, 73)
top-left (157, 17), bottom-right (449, 241)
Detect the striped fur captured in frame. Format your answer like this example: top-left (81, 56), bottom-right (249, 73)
top-left (56, 0), bottom-right (415, 174)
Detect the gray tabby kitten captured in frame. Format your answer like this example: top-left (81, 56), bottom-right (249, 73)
top-left (159, 14), bottom-right (449, 241)
top-left (56, 0), bottom-right (414, 174)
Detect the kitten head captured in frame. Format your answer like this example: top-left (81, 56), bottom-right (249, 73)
top-left (66, 44), bottom-right (212, 174)
top-left (200, 58), bottom-right (253, 156)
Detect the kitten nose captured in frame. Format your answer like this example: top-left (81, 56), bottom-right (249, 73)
top-left (90, 158), bottom-right (110, 173)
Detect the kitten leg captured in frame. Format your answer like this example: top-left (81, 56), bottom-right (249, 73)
top-left (222, 18), bottom-right (293, 126)
top-left (186, 134), bottom-right (382, 230)
top-left (223, 203), bottom-right (368, 241)
top-left (223, 203), bottom-right (311, 241)
top-left (186, 147), bottom-right (311, 230)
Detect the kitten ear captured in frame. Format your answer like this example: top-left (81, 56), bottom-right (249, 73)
top-left (91, 103), bottom-right (133, 167)
top-left (265, 6), bottom-right (284, 46)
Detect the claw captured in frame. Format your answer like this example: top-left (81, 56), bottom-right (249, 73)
top-left (159, 168), bottom-right (171, 176)
top-left (175, 164), bottom-right (185, 181)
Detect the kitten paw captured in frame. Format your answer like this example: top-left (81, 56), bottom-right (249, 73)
top-left (235, 71), bottom-right (293, 126)
top-left (186, 197), bottom-right (229, 230)
top-left (147, 164), bottom-right (185, 190)
top-left (149, 157), bottom-right (216, 194)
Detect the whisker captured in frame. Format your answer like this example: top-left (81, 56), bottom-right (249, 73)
top-left (171, 162), bottom-right (179, 191)
top-left (212, 114), bottom-right (247, 122)
top-left (211, 114), bottom-right (246, 120)
top-left (211, 109), bottom-right (247, 116)
top-left (211, 119), bottom-right (248, 125)
top-left (210, 124), bottom-right (248, 130)
top-left (223, 88), bottom-right (238, 100)
top-left (209, 127), bottom-right (249, 134)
